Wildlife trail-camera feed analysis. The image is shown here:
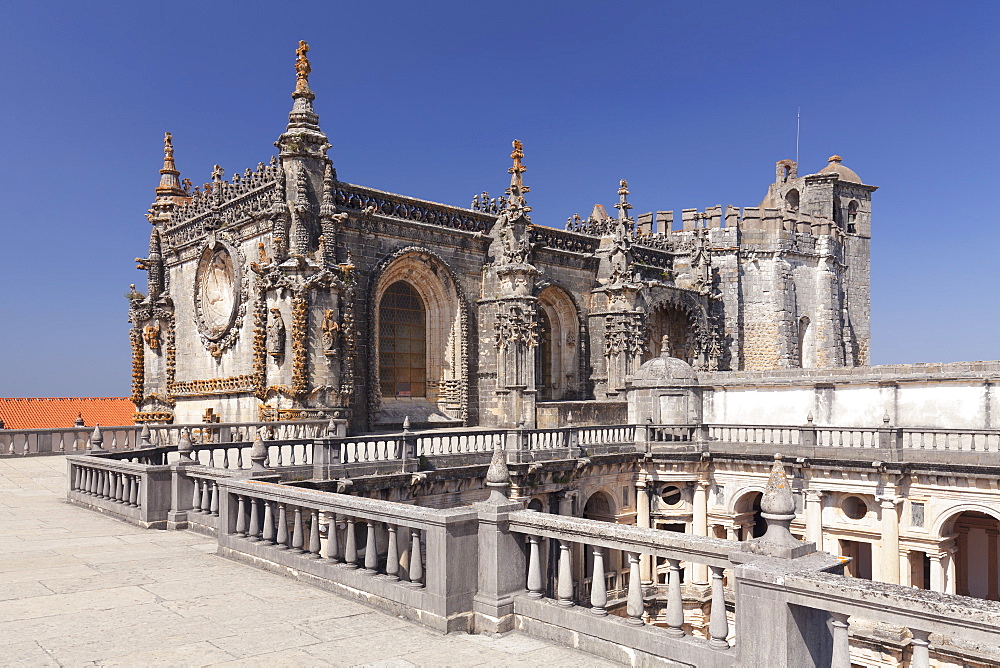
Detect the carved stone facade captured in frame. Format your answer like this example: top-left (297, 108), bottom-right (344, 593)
top-left (129, 43), bottom-right (873, 431)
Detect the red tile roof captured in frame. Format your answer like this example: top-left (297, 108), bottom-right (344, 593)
top-left (0, 398), bottom-right (136, 430)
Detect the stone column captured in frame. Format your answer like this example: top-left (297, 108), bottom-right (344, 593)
top-left (880, 498), bottom-right (900, 584)
top-left (946, 547), bottom-right (957, 594)
top-left (899, 550), bottom-right (912, 587)
top-left (956, 525), bottom-right (970, 596)
top-left (726, 525), bottom-right (738, 541)
top-left (805, 489), bottom-right (824, 551)
top-left (636, 478), bottom-right (652, 584)
top-left (988, 528), bottom-right (999, 600)
top-left (929, 552), bottom-right (944, 593)
top-left (692, 480), bottom-right (709, 584)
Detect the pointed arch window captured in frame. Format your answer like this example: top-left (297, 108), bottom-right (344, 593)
top-left (379, 281), bottom-right (426, 398)
top-left (535, 308), bottom-right (553, 400)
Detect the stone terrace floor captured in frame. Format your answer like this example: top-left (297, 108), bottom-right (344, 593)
top-left (1, 457), bottom-right (616, 667)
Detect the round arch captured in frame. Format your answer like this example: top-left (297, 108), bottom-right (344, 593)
top-left (640, 288), bottom-right (712, 368)
top-left (932, 504), bottom-right (1000, 537)
top-left (367, 247), bottom-right (471, 427)
top-left (536, 284), bottom-right (582, 401)
top-left (582, 489), bottom-right (618, 522)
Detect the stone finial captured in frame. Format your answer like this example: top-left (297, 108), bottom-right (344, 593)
top-left (250, 431), bottom-right (268, 471)
top-left (294, 40), bottom-right (311, 95)
top-left (758, 454), bottom-right (801, 549)
top-left (883, 411), bottom-right (891, 425)
top-left (806, 412), bottom-right (814, 425)
top-left (74, 413), bottom-right (84, 428)
top-left (614, 179), bottom-right (633, 221)
top-left (504, 139), bottom-right (531, 217)
top-left (484, 445), bottom-right (511, 502)
top-left (89, 425), bottom-right (105, 453)
top-left (211, 165), bottom-right (224, 182)
top-left (828, 155), bottom-right (843, 163)
top-left (154, 131), bottom-right (186, 200)
top-left (177, 427), bottom-right (193, 461)
top-left (402, 416), bottom-right (411, 433)
top-left (326, 416), bottom-right (338, 437)
top-left (139, 424), bottom-right (152, 447)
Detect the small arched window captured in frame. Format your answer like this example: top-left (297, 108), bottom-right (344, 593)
top-left (797, 316), bottom-right (810, 368)
top-left (847, 201), bottom-right (859, 233)
top-left (379, 281), bottom-right (426, 398)
top-left (535, 308), bottom-right (553, 401)
top-left (785, 189), bottom-right (800, 211)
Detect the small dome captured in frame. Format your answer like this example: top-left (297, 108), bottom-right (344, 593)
top-left (631, 351), bottom-right (698, 386)
top-left (818, 155), bottom-right (862, 184)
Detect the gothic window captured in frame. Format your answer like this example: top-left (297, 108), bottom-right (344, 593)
top-left (378, 281), bottom-right (426, 398)
top-left (535, 308), bottom-right (553, 401)
top-left (847, 200), bottom-right (859, 233)
top-left (785, 189), bottom-right (800, 211)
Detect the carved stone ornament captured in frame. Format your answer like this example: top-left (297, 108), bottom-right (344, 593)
top-left (321, 308), bottom-right (340, 355)
top-left (267, 308), bottom-right (286, 360)
top-left (192, 237), bottom-right (248, 357)
top-left (143, 322), bottom-right (161, 350)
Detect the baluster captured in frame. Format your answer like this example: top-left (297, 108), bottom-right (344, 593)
top-left (102, 470), bottom-right (111, 498)
top-left (208, 449), bottom-right (216, 467)
top-left (276, 503), bottom-right (289, 548)
top-left (210, 482), bottom-right (219, 516)
top-left (236, 447), bottom-right (244, 469)
top-left (590, 546), bottom-right (607, 615)
top-left (262, 501), bottom-right (275, 544)
top-left (364, 521), bottom-right (379, 573)
top-left (89, 468), bottom-right (97, 495)
top-left (626, 552), bottom-right (643, 625)
top-left (302, 443), bottom-right (308, 465)
top-left (557, 540), bottom-right (574, 607)
top-left (112, 472), bottom-right (122, 502)
top-left (277, 445), bottom-right (283, 466)
top-left (236, 496), bottom-right (247, 536)
top-left (247, 498), bottom-right (261, 541)
top-left (308, 509), bottom-right (321, 558)
top-left (290, 444), bottom-right (297, 466)
top-left (343, 517), bottom-right (359, 568)
top-left (223, 448), bottom-right (230, 469)
top-left (908, 629), bottom-right (931, 668)
top-left (134, 475), bottom-right (142, 508)
top-left (830, 613), bottom-right (850, 668)
top-left (665, 558), bottom-right (684, 637)
top-left (192, 477), bottom-right (202, 513)
top-left (708, 566), bottom-right (729, 648)
top-left (200, 480), bottom-right (211, 513)
top-left (408, 528), bottom-right (423, 588)
top-left (326, 514), bottom-right (340, 561)
top-left (527, 535), bottom-right (543, 599)
top-left (291, 506), bottom-right (304, 553)
top-left (83, 468), bottom-right (91, 494)
top-left (123, 475), bottom-right (133, 506)
top-left (386, 524), bottom-right (400, 580)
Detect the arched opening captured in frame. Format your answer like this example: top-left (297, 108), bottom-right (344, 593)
top-left (734, 491), bottom-right (766, 540)
top-left (785, 189), bottom-right (800, 211)
top-left (847, 200), bottom-right (859, 233)
top-left (535, 309), bottom-right (553, 401)
top-left (797, 316), bottom-right (811, 368)
top-left (536, 286), bottom-right (581, 401)
top-left (582, 491), bottom-right (621, 601)
top-left (527, 498), bottom-right (545, 512)
top-left (373, 252), bottom-right (465, 425)
top-left (647, 304), bottom-right (696, 364)
top-left (943, 510), bottom-right (1000, 599)
top-left (379, 281), bottom-right (426, 399)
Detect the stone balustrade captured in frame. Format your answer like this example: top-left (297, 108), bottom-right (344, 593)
top-left (66, 455), bottom-right (172, 528)
top-left (216, 477), bottom-right (479, 633)
top-left (3, 426), bottom-right (138, 456)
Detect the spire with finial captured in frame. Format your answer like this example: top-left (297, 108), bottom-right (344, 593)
top-left (504, 139), bottom-right (531, 220)
top-left (276, 40), bottom-right (330, 159)
top-left (148, 132), bottom-right (189, 224)
top-left (614, 179), bottom-right (633, 222)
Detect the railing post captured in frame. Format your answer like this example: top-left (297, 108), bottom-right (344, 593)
top-left (801, 413), bottom-right (816, 448)
top-left (626, 552), bottom-right (644, 625)
top-left (526, 535), bottom-right (543, 599)
top-left (557, 540), bottom-right (574, 607)
top-left (665, 558), bottom-right (684, 636)
top-left (708, 565), bottom-right (729, 648)
top-left (401, 416), bottom-right (418, 473)
top-left (590, 546), bottom-right (608, 615)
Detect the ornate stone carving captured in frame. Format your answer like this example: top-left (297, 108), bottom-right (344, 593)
top-left (321, 308), bottom-right (340, 356)
top-left (170, 375), bottom-right (255, 397)
top-left (291, 295), bottom-right (309, 397)
top-left (604, 312), bottom-right (646, 359)
top-left (495, 304), bottom-right (538, 349)
top-left (130, 327), bottom-right (144, 405)
top-left (143, 322), bottom-right (161, 350)
top-left (267, 307), bottom-right (286, 361)
top-left (193, 236), bottom-right (247, 357)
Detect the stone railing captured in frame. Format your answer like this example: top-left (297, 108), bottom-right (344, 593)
top-left (216, 477), bottom-right (479, 633)
top-left (505, 509), bottom-right (737, 667)
top-left (2, 420), bottom-right (328, 458)
top-left (66, 454), bottom-right (172, 528)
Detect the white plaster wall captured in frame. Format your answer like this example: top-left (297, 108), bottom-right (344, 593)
top-left (896, 384), bottom-right (987, 429)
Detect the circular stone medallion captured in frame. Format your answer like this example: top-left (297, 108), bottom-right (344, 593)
top-left (196, 245), bottom-right (239, 340)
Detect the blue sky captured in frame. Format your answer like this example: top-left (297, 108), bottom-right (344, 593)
top-left (1, 1), bottom-right (998, 397)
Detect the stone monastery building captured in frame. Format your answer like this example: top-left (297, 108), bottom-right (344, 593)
top-left (130, 41), bottom-right (874, 433)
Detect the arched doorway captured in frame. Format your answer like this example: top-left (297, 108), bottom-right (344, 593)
top-left (943, 510), bottom-right (1000, 599)
top-left (733, 491), bottom-right (766, 540)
